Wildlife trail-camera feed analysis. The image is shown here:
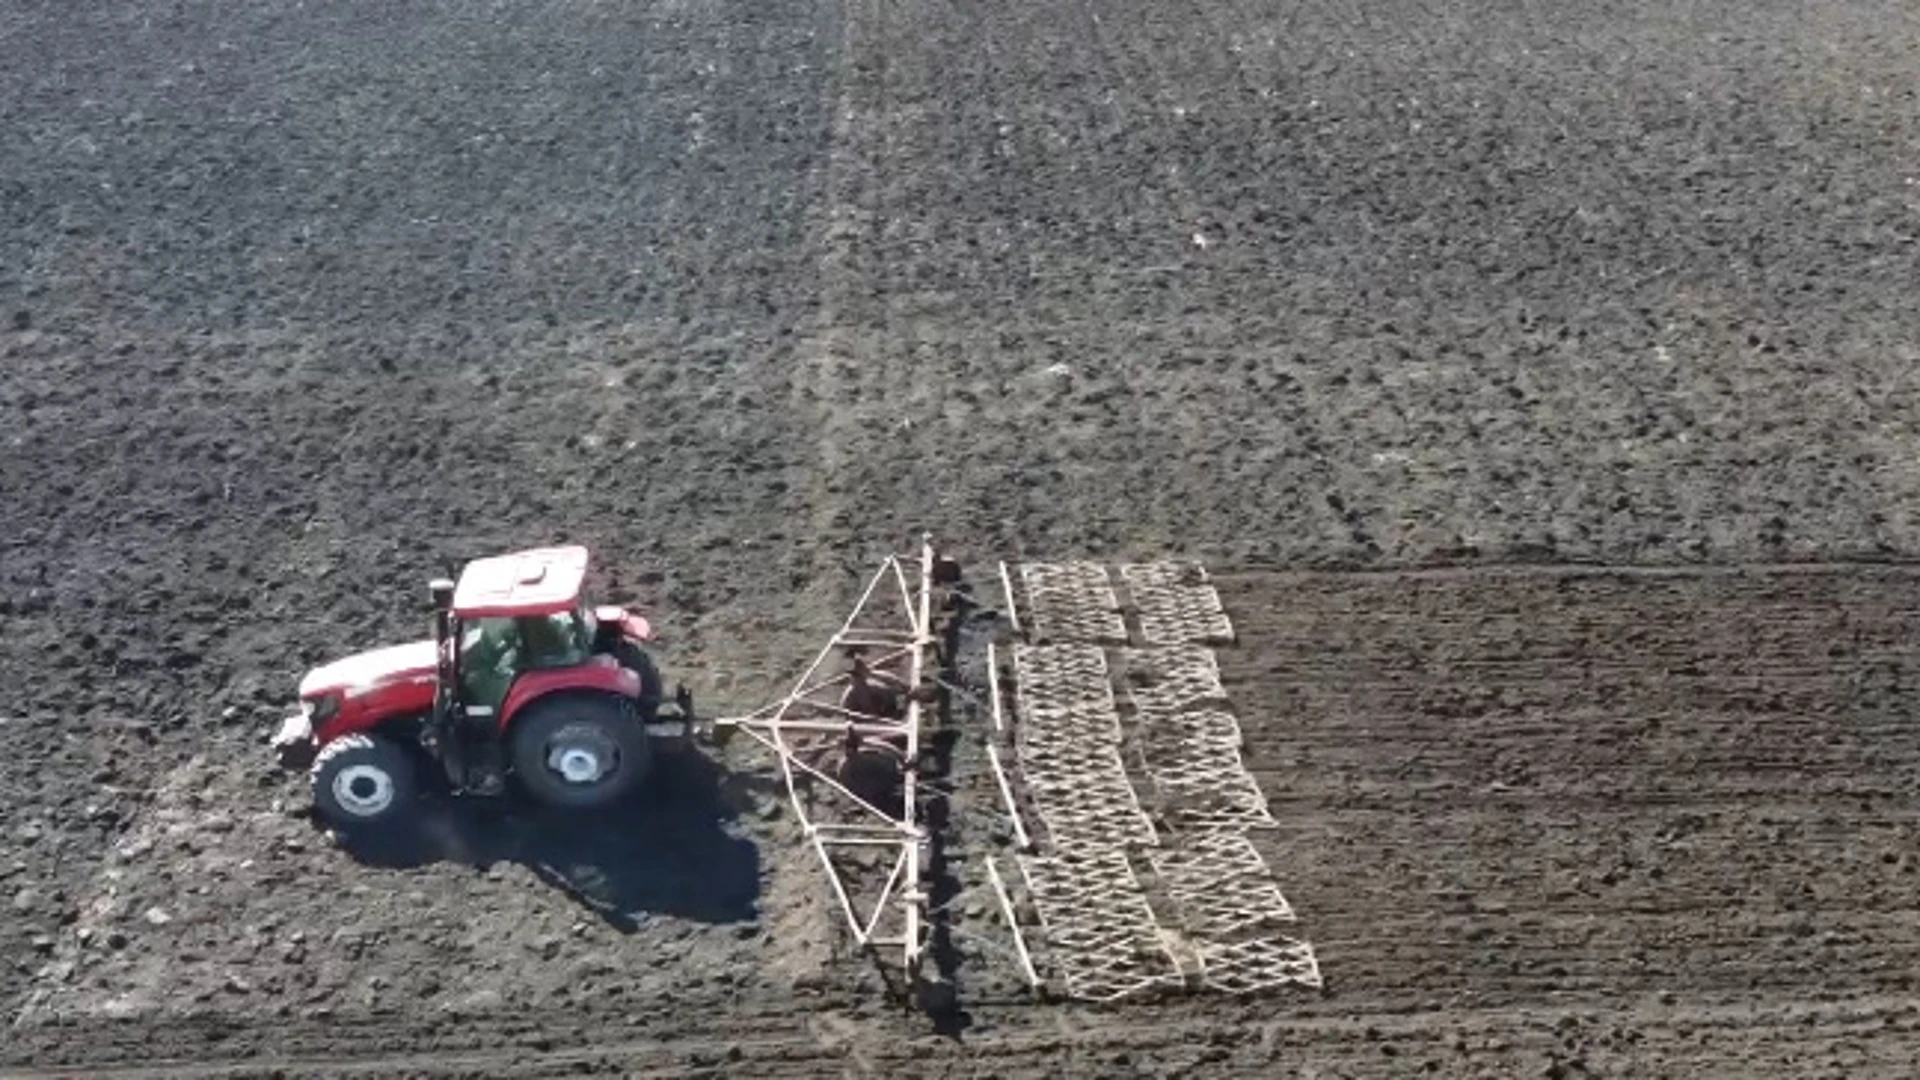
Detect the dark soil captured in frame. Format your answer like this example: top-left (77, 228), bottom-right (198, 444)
top-left (4, 0), bottom-right (1919, 1074)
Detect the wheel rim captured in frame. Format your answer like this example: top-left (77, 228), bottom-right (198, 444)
top-left (331, 763), bottom-right (395, 818)
top-left (545, 723), bottom-right (619, 786)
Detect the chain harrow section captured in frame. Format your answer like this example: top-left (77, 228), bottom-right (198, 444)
top-left (1021, 743), bottom-right (1159, 849)
top-left (1017, 846), bottom-right (1184, 1002)
top-left (1140, 733), bottom-right (1277, 831)
top-left (1194, 936), bottom-right (1323, 995)
top-left (1137, 706), bottom-right (1247, 756)
top-left (1019, 561), bottom-right (1129, 644)
top-left (1001, 557), bottom-right (1316, 1005)
top-left (1118, 644), bottom-right (1228, 717)
top-left (1120, 562), bottom-right (1235, 645)
top-left (1011, 643), bottom-right (1121, 743)
top-left (1146, 831), bottom-right (1296, 938)
top-left (1008, 645), bottom-right (1154, 847)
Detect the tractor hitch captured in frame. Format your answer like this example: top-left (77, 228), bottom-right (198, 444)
top-left (644, 683), bottom-right (699, 742)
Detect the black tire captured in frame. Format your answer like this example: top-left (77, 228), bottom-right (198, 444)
top-left (607, 638), bottom-right (664, 720)
top-left (311, 733), bottom-right (416, 831)
top-left (840, 743), bottom-right (905, 815)
top-left (508, 693), bottom-right (651, 809)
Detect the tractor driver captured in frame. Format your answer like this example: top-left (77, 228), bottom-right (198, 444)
top-left (459, 618), bottom-right (520, 714)
top-left (518, 613), bottom-right (586, 669)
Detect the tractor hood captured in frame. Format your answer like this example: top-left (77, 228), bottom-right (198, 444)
top-left (298, 640), bottom-right (438, 700)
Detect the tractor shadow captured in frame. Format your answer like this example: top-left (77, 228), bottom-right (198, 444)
top-left (333, 749), bottom-right (762, 930)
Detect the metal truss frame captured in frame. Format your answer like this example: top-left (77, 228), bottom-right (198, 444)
top-left (714, 536), bottom-right (940, 983)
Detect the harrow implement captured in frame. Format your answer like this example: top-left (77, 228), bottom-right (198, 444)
top-left (715, 541), bottom-right (1322, 1009)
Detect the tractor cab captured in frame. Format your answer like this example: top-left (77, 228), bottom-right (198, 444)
top-left (433, 546), bottom-right (664, 718)
top-left (443, 548), bottom-right (595, 709)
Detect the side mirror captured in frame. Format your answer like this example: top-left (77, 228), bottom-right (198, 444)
top-left (429, 578), bottom-right (455, 611)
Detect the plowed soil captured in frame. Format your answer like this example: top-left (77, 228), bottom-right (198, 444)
top-left (5, 0), bottom-right (1920, 1076)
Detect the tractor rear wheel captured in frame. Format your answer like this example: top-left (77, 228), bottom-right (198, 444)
top-left (509, 693), bottom-right (651, 810)
top-left (311, 733), bottom-right (416, 831)
top-left (606, 638), bottom-right (665, 719)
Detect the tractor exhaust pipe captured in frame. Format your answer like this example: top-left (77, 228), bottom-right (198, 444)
top-left (429, 577), bottom-right (457, 713)
top-left (429, 577), bottom-right (455, 645)
top-left (425, 576), bottom-right (465, 786)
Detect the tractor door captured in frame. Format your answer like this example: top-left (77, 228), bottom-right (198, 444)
top-left (458, 617), bottom-right (522, 717)
top-left (458, 612), bottom-right (594, 718)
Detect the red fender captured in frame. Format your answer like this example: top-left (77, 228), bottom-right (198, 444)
top-left (498, 654), bottom-right (641, 729)
top-left (595, 605), bottom-right (652, 642)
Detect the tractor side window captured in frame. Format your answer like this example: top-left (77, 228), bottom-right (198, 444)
top-left (459, 617), bottom-right (521, 711)
top-left (518, 613), bottom-right (591, 669)
top-left (461, 618), bottom-right (520, 664)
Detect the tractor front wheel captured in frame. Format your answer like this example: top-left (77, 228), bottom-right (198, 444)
top-left (509, 694), bottom-right (651, 810)
top-left (311, 733), bottom-right (416, 831)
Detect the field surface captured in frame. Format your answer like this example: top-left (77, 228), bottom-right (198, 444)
top-left (3, 0), bottom-right (1919, 1075)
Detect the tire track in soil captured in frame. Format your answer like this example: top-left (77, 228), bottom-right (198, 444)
top-left (788, 0), bottom-right (888, 584)
top-left (1208, 563), bottom-right (1920, 1074)
top-left (786, 0), bottom-right (1038, 566)
top-left (755, 0), bottom-right (898, 994)
top-left (12, 995), bottom-right (1920, 1078)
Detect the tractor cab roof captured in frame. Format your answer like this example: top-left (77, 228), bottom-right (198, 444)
top-left (451, 545), bottom-right (590, 618)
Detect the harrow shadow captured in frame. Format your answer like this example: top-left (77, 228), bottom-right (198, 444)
top-left (325, 748), bottom-right (762, 930)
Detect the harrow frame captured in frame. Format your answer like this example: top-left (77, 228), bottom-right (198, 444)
top-left (711, 535), bottom-right (947, 991)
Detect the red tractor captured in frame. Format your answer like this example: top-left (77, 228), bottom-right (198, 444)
top-left (270, 546), bottom-right (694, 831)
